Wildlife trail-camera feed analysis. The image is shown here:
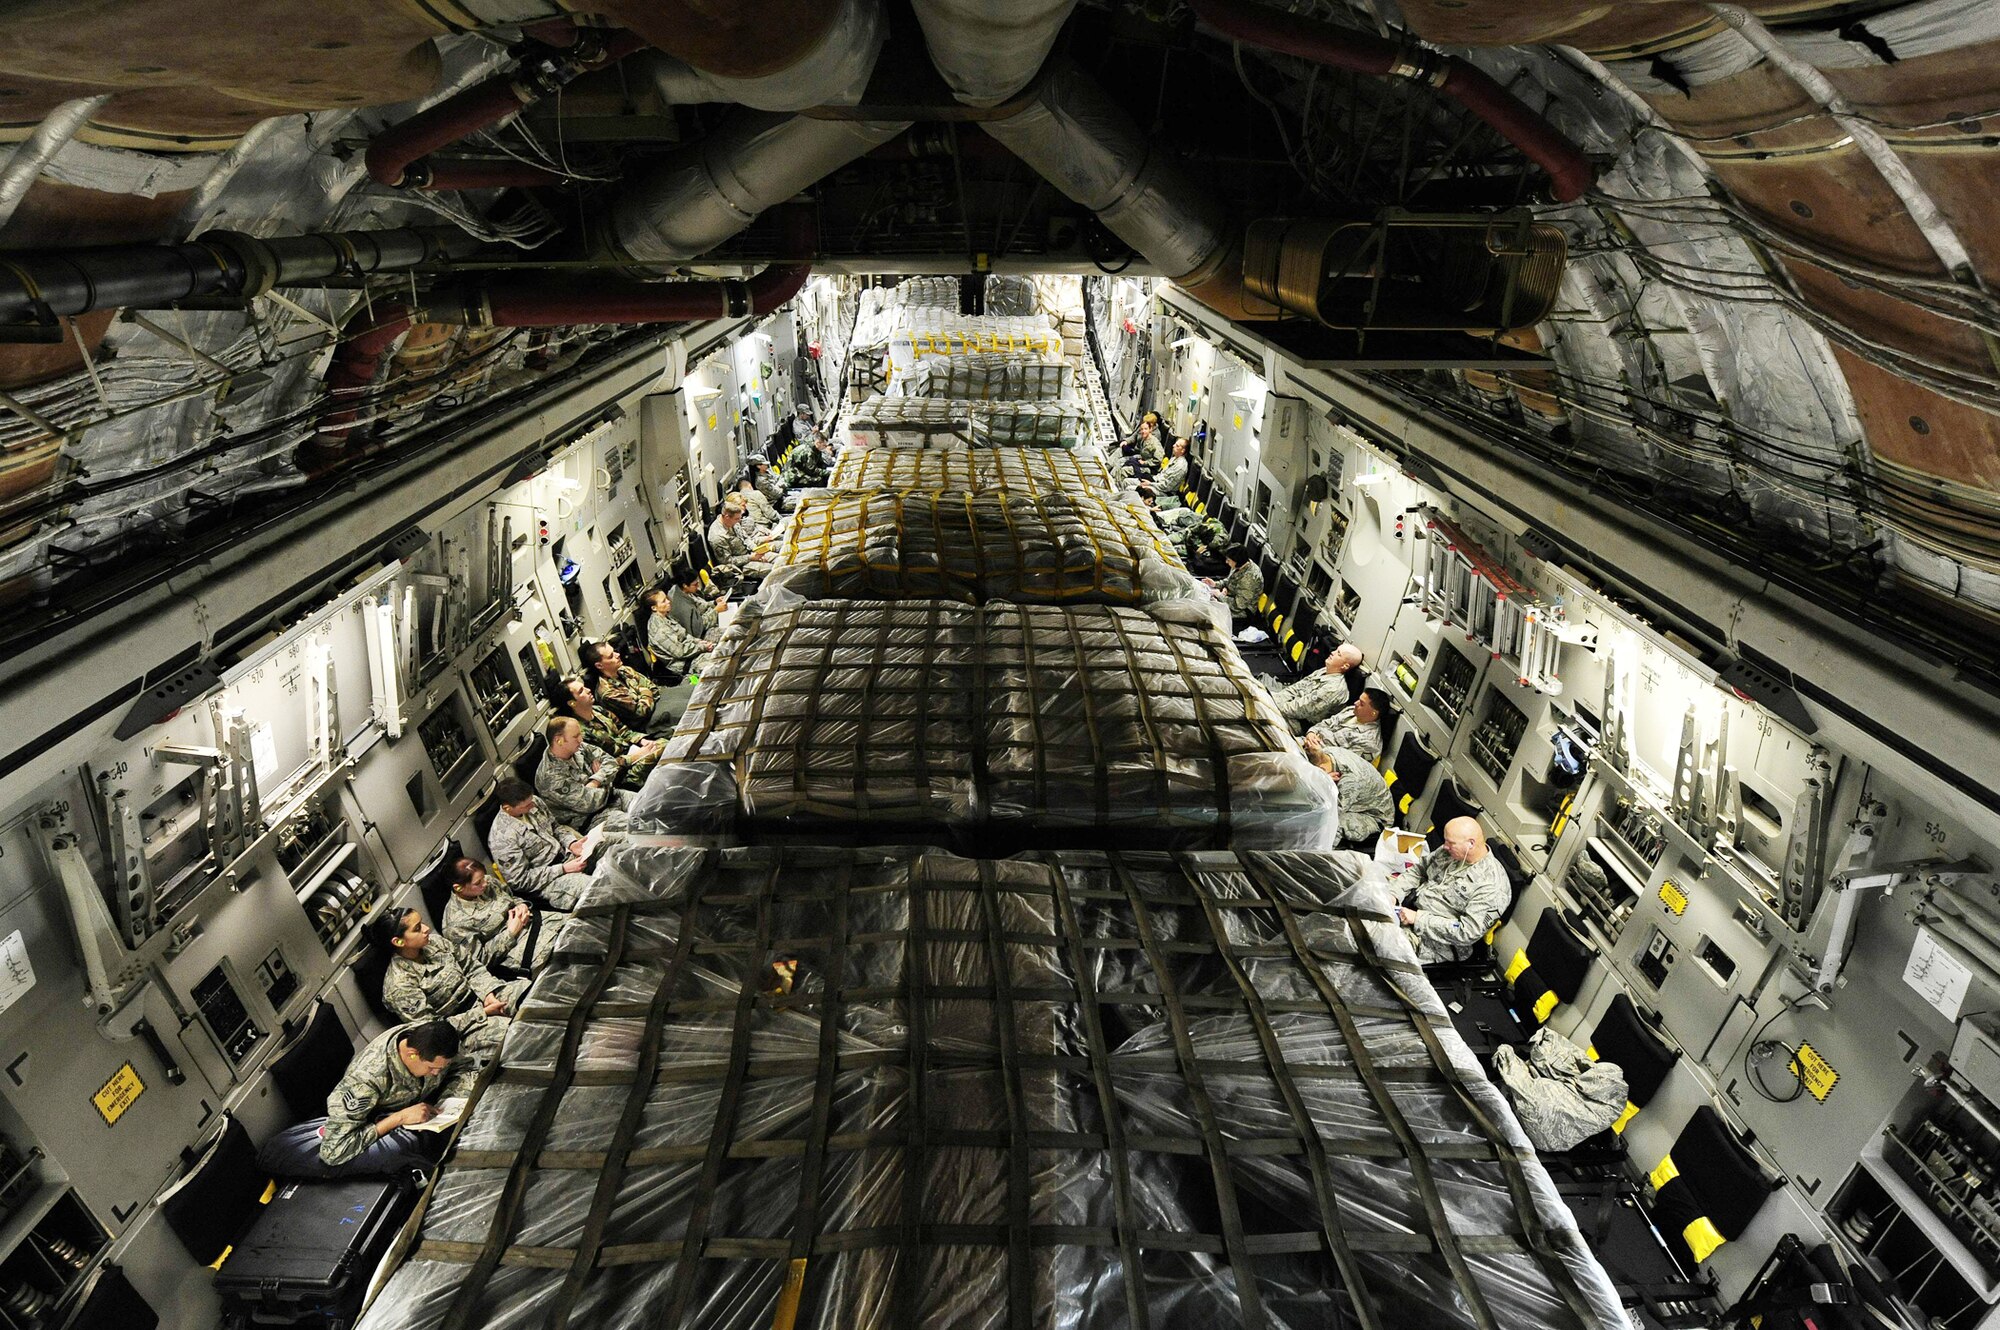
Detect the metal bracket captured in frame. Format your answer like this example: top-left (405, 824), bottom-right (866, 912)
top-left (36, 806), bottom-right (145, 1015)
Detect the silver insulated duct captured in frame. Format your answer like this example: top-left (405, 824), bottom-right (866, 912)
top-left (911, 0), bottom-right (1233, 285)
top-left (607, 0), bottom-right (905, 265)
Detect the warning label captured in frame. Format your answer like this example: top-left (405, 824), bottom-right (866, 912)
top-left (1790, 1042), bottom-right (1840, 1103)
top-left (92, 1062), bottom-right (145, 1127)
top-left (1658, 881), bottom-right (1689, 916)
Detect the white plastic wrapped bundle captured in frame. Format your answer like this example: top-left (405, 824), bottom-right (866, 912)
top-left (908, 352), bottom-right (1072, 403)
top-left (627, 601), bottom-right (1332, 848)
top-left (765, 489), bottom-right (1193, 607)
top-left (828, 446), bottom-right (1115, 496)
top-left (355, 845), bottom-right (1626, 1330)
top-left (846, 399), bottom-right (1082, 450)
top-left (985, 273), bottom-right (1039, 316)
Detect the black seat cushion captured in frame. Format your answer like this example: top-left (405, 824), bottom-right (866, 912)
top-left (1425, 779), bottom-right (1484, 847)
top-left (1651, 1105), bottom-right (1777, 1266)
top-left (1591, 992), bottom-right (1679, 1109)
top-left (269, 1003), bottom-right (355, 1123)
top-left (513, 732), bottom-right (548, 788)
top-left (350, 943), bottom-right (398, 1028)
top-left (159, 1117), bottom-right (264, 1265)
top-left (1526, 908), bottom-right (1593, 1002)
top-left (1383, 731), bottom-right (1438, 822)
top-left (417, 838), bottom-right (464, 931)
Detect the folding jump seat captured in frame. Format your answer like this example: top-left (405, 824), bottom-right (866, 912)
top-left (1648, 1105), bottom-right (1780, 1270)
top-left (1502, 907), bottom-right (1596, 1033)
top-left (1588, 992), bottom-right (1681, 1139)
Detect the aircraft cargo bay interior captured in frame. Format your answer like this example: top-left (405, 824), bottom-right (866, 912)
top-left (1, 2), bottom-right (1999, 1327)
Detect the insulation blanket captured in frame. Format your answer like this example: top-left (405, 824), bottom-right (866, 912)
top-left (827, 445), bottom-right (1115, 496)
top-left (355, 845), bottom-right (1627, 1330)
top-left (763, 489), bottom-right (1201, 611)
top-left (628, 600), bottom-right (1330, 850)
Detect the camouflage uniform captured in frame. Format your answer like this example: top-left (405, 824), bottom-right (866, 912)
top-left (1400, 846), bottom-right (1512, 963)
top-left (784, 444), bottom-right (831, 489)
top-left (593, 664), bottom-right (661, 732)
top-left (1493, 1027), bottom-right (1628, 1152)
top-left (670, 586), bottom-right (719, 642)
top-left (1273, 669), bottom-right (1358, 732)
top-left (581, 707), bottom-right (658, 788)
top-left (535, 741), bottom-right (631, 829)
top-left (740, 487), bottom-right (778, 528)
top-left (648, 610), bottom-right (715, 678)
top-left (443, 882), bottom-right (566, 975)
top-left (1329, 744), bottom-right (1394, 846)
top-left (488, 803), bottom-right (588, 907)
top-left (1308, 709), bottom-right (1383, 763)
top-left (706, 514), bottom-right (765, 572)
top-left (381, 940), bottom-right (521, 1059)
top-left (1156, 454), bottom-right (1188, 497)
top-left (1222, 561), bottom-right (1263, 616)
top-left (318, 1022), bottom-right (478, 1167)
top-left (755, 469), bottom-right (787, 509)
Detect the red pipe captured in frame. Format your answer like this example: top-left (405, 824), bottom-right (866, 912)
top-left (364, 28), bottom-right (645, 190)
top-left (1188, 0), bottom-right (1594, 203)
top-left (315, 302), bottom-right (414, 439)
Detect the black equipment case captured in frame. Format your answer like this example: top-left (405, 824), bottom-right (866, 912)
top-left (212, 1174), bottom-right (414, 1328)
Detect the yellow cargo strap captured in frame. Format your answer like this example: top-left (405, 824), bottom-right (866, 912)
top-left (1503, 949), bottom-right (1531, 984)
top-left (1648, 1153), bottom-right (1679, 1191)
top-left (1612, 1101), bottom-right (1641, 1135)
top-left (771, 1258), bottom-right (809, 1330)
top-left (1683, 1215), bottom-right (1727, 1263)
top-left (1532, 989), bottom-right (1559, 1023)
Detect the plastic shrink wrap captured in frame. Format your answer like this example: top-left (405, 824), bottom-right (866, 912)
top-left (767, 489), bottom-right (1196, 608)
top-left (357, 845), bottom-right (1625, 1330)
top-left (827, 445), bottom-right (1114, 496)
top-left (628, 601), bottom-right (1332, 849)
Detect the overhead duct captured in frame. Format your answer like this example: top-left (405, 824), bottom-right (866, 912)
top-left (606, 111), bottom-right (906, 265)
top-left (0, 227), bottom-right (479, 330)
top-left (603, 0), bottom-right (901, 266)
top-left (624, 0), bottom-right (885, 111)
top-left (907, 0), bottom-right (1080, 107)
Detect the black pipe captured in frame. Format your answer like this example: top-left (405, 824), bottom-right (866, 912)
top-left (0, 226), bottom-right (479, 326)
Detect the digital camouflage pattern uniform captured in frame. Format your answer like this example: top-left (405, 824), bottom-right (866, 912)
top-left (319, 1022), bottom-right (478, 1167)
top-left (1273, 669), bottom-right (1358, 733)
top-left (488, 803), bottom-right (589, 907)
top-left (1400, 845), bottom-right (1512, 963)
top-left (1308, 708), bottom-right (1383, 763)
top-left (381, 940), bottom-right (522, 1059)
top-left (1222, 561), bottom-right (1263, 616)
top-left (593, 664), bottom-right (661, 732)
top-left (535, 741), bottom-right (630, 829)
top-left (443, 881), bottom-right (566, 976)
top-left (670, 585), bottom-right (719, 641)
top-left (1156, 454), bottom-right (1188, 497)
top-left (648, 610), bottom-right (715, 679)
top-left (1329, 743), bottom-right (1394, 846)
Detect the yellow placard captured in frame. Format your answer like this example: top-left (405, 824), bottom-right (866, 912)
top-left (1790, 1042), bottom-right (1839, 1102)
top-left (92, 1062), bottom-right (145, 1126)
top-left (1659, 881), bottom-right (1688, 916)
top-left (706, 413), bottom-right (717, 430)
top-left (1232, 412), bottom-right (1244, 430)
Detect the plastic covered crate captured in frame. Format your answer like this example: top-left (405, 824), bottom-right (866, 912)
top-left (629, 600), bottom-right (1333, 851)
top-left (355, 845), bottom-right (1626, 1330)
top-left (765, 489), bottom-right (1196, 608)
top-left (826, 446), bottom-right (1115, 497)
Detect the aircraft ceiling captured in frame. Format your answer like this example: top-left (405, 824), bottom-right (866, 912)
top-left (0, 0), bottom-right (1995, 675)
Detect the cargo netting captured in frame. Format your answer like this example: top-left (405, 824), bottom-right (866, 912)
top-left (627, 601), bottom-right (1332, 850)
top-left (907, 352), bottom-right (1072, 403)
top-left (763, 489), bottom-right (1196, 609)
top-left (827, 447), bottom-right (1115, 496)
top-left (847, 399), bottom-right (1082, 449)
top-left (356, 845), bottom-right (1626, 1330)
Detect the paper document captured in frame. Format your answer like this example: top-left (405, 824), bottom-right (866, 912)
top-left (579, 824), bottom-right (610, 866)
top-left (407, 1098), bottom-right (468, 1134)
top-left (1904, 926), bottom-right (1973, 1020)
